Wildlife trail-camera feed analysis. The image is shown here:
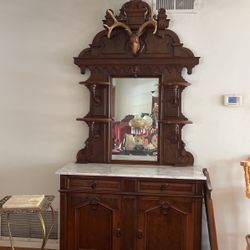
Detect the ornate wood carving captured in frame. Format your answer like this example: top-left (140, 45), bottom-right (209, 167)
top-left (74, 0), bottom-right (199, 166)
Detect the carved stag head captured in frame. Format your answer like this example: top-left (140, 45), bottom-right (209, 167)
top-left (103, 9), bottom-right (158, 55)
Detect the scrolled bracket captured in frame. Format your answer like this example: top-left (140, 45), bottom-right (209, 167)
top-left (179, 140), bottom-right (187, 157)
top-left (175, 136), bottom-right (194, 166)
top-left (76, 138), bottom-right (90, 163)
top-left (173, 85), bottom-right (179, 104)
top-left (90, 84), bottom-right (101, 103)
top-left (89, 122), bottom-right (100, 140)
top-left (168, 124), bottom-right (180, 144)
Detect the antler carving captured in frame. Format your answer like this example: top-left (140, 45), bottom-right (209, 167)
top-left (103, 9), bottom-right (132, 38)
top-left (137, 15), bottom-right (157, 36)
top-left (104, 9), bottom-right (158, 55)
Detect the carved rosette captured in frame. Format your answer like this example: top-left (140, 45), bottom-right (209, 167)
top-left (74, 0), bottom-right (199, 166)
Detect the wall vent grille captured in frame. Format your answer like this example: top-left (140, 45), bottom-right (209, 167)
top-left (0, 211), bottom-right (58, 240)
top-left (153, 0), bottom-right (199, 13)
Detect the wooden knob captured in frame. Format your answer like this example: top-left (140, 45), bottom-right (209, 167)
top-left (115, 228), bottom-right (122, 238)
top-left (160, 183), bottom-right (169, 191)
top-left (137, 230), bottom-right (143, 239)
top-left (90, 181), bottom-right (97, 190)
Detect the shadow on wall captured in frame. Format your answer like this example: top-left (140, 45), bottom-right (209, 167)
top-left (207, 156), bottom-right (250, 250)
top-left (246, 234), bottom-right (250, 250)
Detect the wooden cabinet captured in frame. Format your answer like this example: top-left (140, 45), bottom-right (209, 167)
top-left (67, 193), bottom-right (121, 250)
top-left (59, 175), bottom-right (204, 250)
top-left (137, 197), bottom-right (200, 250)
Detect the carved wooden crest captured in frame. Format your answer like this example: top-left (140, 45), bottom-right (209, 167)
top-left (74, 0), bottom-right (199, 166)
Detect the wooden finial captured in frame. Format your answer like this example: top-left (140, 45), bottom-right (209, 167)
top-left (241, 161), bottom-right (250, 198)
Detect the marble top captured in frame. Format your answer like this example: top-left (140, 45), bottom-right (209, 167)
top-left (56, 163), bottom-right (206, 180)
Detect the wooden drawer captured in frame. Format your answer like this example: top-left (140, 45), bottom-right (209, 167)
top-left (67, 177), bottom-right (121, 192)
top-left (138, 179), bottom-right (195, 195)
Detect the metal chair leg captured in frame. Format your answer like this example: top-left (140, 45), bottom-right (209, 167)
top-left (38, 205), bottom-right (55, 250)
top-left (7, 213), bottom-right (15, 250)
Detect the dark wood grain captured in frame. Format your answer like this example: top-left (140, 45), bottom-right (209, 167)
top-left (59, 0), bottom-right (206, 249)
top-left (60, 175), bottom-right (204, 250)
top-left (74, 0), bottom-right (199, 166)
top-left (67, 193), bottom-right (121, 250)
top-left (137, 197), bottom-right (192, 250)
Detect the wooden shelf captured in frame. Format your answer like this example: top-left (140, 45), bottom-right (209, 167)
top-left (76, 117), bottom-right (112, 123)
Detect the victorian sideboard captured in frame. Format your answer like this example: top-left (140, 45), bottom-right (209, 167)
top-left (57, 164), bottom-right (206, 250)
top-left (56, 0), bottom-right (219, 249)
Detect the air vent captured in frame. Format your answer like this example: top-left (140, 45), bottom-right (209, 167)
top-left (0, 211), bottom-right (58, 240)
top-left (153, 0), bottom-right (199, 13)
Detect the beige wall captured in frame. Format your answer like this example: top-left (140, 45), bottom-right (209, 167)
top-left (0, 0), bottom-right (250, 249)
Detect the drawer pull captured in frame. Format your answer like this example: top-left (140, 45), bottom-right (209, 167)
top-left (160, 184), bottom-right (169, 191)
top-left (137, 230), bottom-right (143, 239)
top-left (115, 228), bottom-right (122, 238)
top-left (160, 201), bottom-right (171, 215)
top-left (90, 181), bottom-right (97, 190)
top-left (87, 196), bottom-right (100, 211)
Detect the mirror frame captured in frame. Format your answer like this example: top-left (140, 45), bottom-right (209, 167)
top-left (74, 0), bottom-right (199, 166)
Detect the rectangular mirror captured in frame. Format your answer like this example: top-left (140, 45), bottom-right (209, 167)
top-left (111, 78), bottom-right (159, 162)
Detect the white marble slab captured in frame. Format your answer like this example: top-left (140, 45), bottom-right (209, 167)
top-left (56, 163), bottom-right (206, 180)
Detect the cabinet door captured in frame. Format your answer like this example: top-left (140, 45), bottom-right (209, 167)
top-left (67, 194), bottom-right (121, 250)
top-left (137, 196), bottom-right (201, 250)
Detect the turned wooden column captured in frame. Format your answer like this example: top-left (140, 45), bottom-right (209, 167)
top-left (241, 160), bottom-right (250, 198)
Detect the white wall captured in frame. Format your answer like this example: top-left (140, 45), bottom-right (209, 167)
top-left (0, 0), bottom-right (249, 249)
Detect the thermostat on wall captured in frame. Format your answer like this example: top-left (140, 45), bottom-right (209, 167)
top-left (224, 95), bottom-right (243, 106)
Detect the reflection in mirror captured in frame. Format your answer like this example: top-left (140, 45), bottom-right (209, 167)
top-left (112, 78), bottom-right (159, 162)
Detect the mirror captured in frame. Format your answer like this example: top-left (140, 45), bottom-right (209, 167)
top-left (111, 78), bottom-right (159, 162)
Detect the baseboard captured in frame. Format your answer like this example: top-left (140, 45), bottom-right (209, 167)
top-left (0, 238), bottom-right (58, 250)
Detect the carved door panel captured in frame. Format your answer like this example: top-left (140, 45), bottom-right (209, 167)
top-left (68, 194), bottom-right (121, 250)
top-left (137, 197), bottom-right (197, 250)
